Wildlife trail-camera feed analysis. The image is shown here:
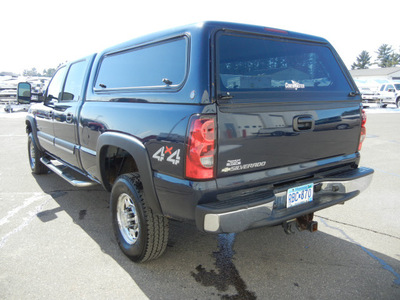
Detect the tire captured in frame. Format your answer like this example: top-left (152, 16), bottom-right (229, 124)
top-left (396, 98), bottom-right (400, 109)
top-left (111, 173), bottom-right (169, 263)
top-left (28, 132), bottom-right (47, 174)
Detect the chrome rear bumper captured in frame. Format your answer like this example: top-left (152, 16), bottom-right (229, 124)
top-left (196, 167), bottom-right (374, 233)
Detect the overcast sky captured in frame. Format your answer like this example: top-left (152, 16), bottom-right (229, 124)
top-left (1, 0), bottom-right (398, 74)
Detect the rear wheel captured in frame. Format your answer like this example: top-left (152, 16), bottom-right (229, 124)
top-left (28, 132), bottom-right (47, 174)
top-left (111, 173), bottom-right (169, 262)
top-left (396, 98), bottom-right (400, 108)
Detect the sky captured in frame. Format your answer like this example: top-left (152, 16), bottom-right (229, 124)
top-left (1, 0), bottom-right (398, 74)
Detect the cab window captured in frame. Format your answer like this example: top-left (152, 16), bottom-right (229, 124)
top-left (46, 67), bottom-right (67, 101)
top-left (385, 84), bottom-right (394, 91)
top-left (61, 60), bottom-right (88, 101)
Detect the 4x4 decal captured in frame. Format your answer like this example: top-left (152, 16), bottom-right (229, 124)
top-left (152, 146), bottom-right (181, 165)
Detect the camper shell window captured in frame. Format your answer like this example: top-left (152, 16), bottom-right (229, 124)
top-left (217, 32), bottom-right (351, 99)
top-left (95, 36), bottom-right (188, 91)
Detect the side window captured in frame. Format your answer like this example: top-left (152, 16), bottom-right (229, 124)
top-left (46, 67), bottom-right (67, 101)
top-left (95, 36), bottom-right (188, 90)
top-left (61, 60), bottom-right (88, 101)
top-left (380, 85), bottom-right (385, 91)
top-left (385, 84), bottom-right (394, 91)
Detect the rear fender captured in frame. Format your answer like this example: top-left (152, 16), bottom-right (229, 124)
top-left (96, 132), bottom-right (162, 215)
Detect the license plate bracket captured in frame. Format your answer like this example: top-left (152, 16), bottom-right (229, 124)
top-left (287, 183), bottom-right (313, 208)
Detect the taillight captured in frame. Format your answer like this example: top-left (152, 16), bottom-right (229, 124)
top-left (185, 115), bottom-right (216, 180)
top-left (358, 109), bottom-right (367, 151)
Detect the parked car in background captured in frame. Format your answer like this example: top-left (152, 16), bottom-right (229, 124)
top-left (0, 89), bottom-right (17, 99)
top-left (359, 87), bottom-right (380, 105)
top-left (378, 82), bottom-right (400, 108)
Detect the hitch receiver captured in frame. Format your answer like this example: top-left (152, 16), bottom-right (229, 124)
top-left (283, 213), bottom-right (318, 234)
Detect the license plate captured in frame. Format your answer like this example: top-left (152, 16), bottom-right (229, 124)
top-left (287, 183), bottom-right (313, 208)
top-left (32, 95), bottom-right (38, 100)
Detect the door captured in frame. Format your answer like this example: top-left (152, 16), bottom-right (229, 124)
top-left (35, 66), bottom-right (67, 154)
top-left (52, 59), bottom-right (90, 167)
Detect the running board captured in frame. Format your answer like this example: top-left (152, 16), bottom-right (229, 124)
top-left (40, 157), bottom-right (98, 187)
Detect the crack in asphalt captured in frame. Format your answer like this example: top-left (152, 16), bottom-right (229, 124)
top-left (319, 217), bottom-right (400, 286)
top-left (316, 215), bottom-right (400, 241)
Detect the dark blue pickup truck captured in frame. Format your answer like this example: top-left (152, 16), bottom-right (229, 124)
top-left (20, 21), bottom-right (373, 262)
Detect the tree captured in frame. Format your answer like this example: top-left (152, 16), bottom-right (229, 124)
top-left (351, 50), bottom-right (371, 69)
top-left (389, 52), bottom-right (400, 67)
top-left (23, 67), bottom-right (39, 76)
top-left (21, 67), bottom-right (58, 77)
top-left (375, 44), bottom-right (400, 67)
top-left (42, 68), bottom-right (56, 77)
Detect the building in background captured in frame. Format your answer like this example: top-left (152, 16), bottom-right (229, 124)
top-left (350, 67), bottom-right (400, 91)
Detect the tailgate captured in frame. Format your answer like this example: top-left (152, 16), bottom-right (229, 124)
top-left (215, 31), bottom-right (361, 177)
top-left (217, 100), bottom-right (361, 176)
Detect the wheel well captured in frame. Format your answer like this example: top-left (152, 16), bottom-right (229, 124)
top-left (26, 120), bottom-right (32, 133)
top-left (102, 146), bottom-right (139, 190)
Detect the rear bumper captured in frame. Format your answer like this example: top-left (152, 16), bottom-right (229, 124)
top-left (362, 98), bottom-right (380, 103)
top-left (195, 167), bottom-right (374, 233)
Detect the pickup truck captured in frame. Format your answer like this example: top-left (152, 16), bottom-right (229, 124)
top-left (378, 82), bottom-right (400, 108)
top-left (19, 21), bottom-right (374, 262)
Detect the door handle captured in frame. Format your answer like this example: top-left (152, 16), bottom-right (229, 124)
top-left (293, 115), bottom-right (314, 131)
top-left (66, 113), bottom-right (73, 123)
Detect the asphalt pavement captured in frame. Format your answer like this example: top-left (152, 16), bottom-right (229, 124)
top-left (0, 106), bottom-right (399, 300)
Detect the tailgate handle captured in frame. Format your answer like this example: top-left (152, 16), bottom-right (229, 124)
top-left (293, 116), bottom-right (314, 131)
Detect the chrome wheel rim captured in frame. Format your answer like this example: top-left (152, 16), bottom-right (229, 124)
top-left (117, 193), bottom-right (140, 245)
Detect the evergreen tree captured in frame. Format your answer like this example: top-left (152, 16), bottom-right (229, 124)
top-left (23, 67), bottom-right (39, 76)
top-left (375, 44), bottom-right (400, 67)
top-left (42, 68), bottom-right (56, 77)
top-left (389, 52), bottom-right (400, 67)
top-left (351, 50), bottom-right (371, 69)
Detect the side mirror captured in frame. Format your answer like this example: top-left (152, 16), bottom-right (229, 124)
top-left (17, 82), bottom-right (32, 104)
top-left (388, 88), bottom-right (395, 93)
top-left (45, 94), bottom-right (58, 105)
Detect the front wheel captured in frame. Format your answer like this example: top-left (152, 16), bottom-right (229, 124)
top-left (28, 132), bottom-right (47, 174)
top-left (111, 173), bottom-right (169, 263)
top-left (396, 98), bottom-right (400, 109)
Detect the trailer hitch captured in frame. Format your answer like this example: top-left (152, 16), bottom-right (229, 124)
top-left (283, 213), bottom-right (318, 234)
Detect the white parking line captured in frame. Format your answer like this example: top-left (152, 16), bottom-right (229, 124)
top-left (0, 193), bottom-right (46, 226)
top-left (0, 193), bottom-right (50, 249)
